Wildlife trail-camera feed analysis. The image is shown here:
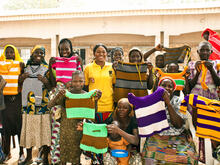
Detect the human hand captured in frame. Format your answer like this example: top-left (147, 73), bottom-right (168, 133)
top-left (162, 90), bottom-right (170, 105)
top-left (20, 72), bottom-right (29, 81)
top-left (184, 68), bottom-right (190, 78)
top-left (195, 61), bottom-right (202, 73)
top-left (107, 124), bottom-right (119, 134)
top-left (49, 57), bottom-right (56, 69)
top-left (204, 61), bottom-right (213, 71)
top-left (76, 121), bottom-right (83, 131)
top-left (37, 74), bottom-right (48, 84)
top-left (94, 90), bottom-right (102, 101)
top-left (146, 61), bottom-right (153, 71)
top-left (112, 61), bottom-right (118, 70)
top-left (155, 44), bottom-right (163, 51)
top-left (57, 89), bottom-right (66, 98)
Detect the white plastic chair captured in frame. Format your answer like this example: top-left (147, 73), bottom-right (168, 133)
top-left (186, 111), bottom-right (219, 165)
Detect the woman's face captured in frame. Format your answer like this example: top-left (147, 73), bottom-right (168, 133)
top-left (5, 46), bottom-right (15, 60)
top-left (159, 79), bottom-right (174, 96)
top-left (198, 44), bottom-right (212, 61)
top-left (117, 100), bottom-right (130, 118)
top-left (129, 50), bottom-right (142, 63)
top-left (167, 63), bottom-right (178, 73)
top-left (94, 46), bottom-right (107, 63)
top-left (155, 56), bottom-right (164, 68)
top-left (113, 50), bottom-right (123, 62)
top-left (59, 42), bottom-right (71, 57)
top-left (32, 48), bottom-right (44, 64)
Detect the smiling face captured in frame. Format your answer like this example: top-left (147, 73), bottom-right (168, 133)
top-left (59, 42), bottom-right (71, 57)
top-left (129, 50), bottom-right (142, 63)
top-left (5, 46), bottom-right (15, 60)
top-left (113, 50), bottom-right (123, 62)
top-left (32, 48), bottom-right (44, 64)
top-left (159, 79), bottom-right (174, 96)
top-left (197, 42), bottom-right (212, 61)
top-left (94, 46), bottom-right (107, 63)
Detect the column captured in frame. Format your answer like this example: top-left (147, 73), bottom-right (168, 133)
top-left (51, 34), bottom-right (59, 57)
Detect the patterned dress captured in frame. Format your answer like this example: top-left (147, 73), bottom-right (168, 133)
top-left (142, 96), bottom-right (198, 165)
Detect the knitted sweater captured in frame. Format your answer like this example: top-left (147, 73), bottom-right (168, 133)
top-left (128, 87), bottom-right (169, 137)
top-left (65, 89), bottom-right (97, 119)
top-left (114, 61), bottom-right (148, 103)
top-left (80, 122), bottom-right (108, 154)
top-left (22, 65), bottom-right (48, 106)
top-left (52, 56), bottom-right (81, 83)
top-left (0, 60), bottom-right (20, 95)
top-left (163, 45), bottom-right (191, 64)
top-left (180, 94), bottom-right (220, 142)
top-left (155, 67), bottom-right (188, 91)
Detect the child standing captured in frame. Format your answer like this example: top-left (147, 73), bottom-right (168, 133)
top-left (48, 71), bottom-right (101, 164)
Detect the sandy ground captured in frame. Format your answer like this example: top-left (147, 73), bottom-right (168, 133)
top-left (3, 135), bottom-right (91, 165)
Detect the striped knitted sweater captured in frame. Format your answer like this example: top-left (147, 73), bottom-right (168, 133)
top-left (80, 122), bottom-right (108, 154)
top-left (0, 60), bottom-right (20, 95)
top-left (52, 56), bottom-right (81, 83)
top-left (163, 45), bottom-right (191, 65)
top-left (128, 87), bottom-right (169, 137)
top-left (180, 94), bottom-right (220, 142)
top-left (65, 89), bottom-right (97, 119)
top-left (114, 61), bottom-right (148, 103)
top-left (155, 67), bottom-right (188, 91)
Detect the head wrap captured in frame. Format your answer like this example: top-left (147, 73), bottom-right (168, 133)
top-left (158, 77), bottom-right (177, 91)
top-left (113, 98), bottom-right (134, 120)
top-left (110, 47), bottom-right (124, 62)
top-left (128, 47), bottom-right (143, 62)
top-left (0, 44), bottom-right (23, 62)
top-left (26, 45), bottom-right (47, 66)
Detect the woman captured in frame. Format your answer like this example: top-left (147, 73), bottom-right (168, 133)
top-left (142, 78), bottom-right (198, 164)
top-left (84, 43), bottom-right (115, 123)
top-left (19, 45), bottom-right (51, 165)
top-left (48, 38), bottom-right (81, 165)
top-left (0, 44), bottom-right (24, 162)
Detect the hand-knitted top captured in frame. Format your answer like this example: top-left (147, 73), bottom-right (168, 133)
top-left (114, 61), bottom-right (148, 103)
top-left (128, 87), bottom-right (169, 137)
top-left (52, 56), bottom-right (81, 83)
top-left (180, 94), bottom-right (220, 142)
top-left (65, 89), bottom-right (97, 119)
top-left (0, 60), bottom-right (20, 95)
top-left (80, 122), bottom-right (108, 154)
top-left (155, 66), bottom-right (188, 91)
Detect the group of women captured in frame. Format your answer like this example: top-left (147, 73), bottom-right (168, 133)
top-left (0, 36), bottom-right (219, 165)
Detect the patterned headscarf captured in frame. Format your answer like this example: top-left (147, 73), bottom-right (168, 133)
top-left (0, 44), bottom-right (23, 62)
top-left (26, 45), bottom-right (47, 66)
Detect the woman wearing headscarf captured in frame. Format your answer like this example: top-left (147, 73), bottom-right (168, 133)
top-left (0, 44), bottom-right (24, 162)
top-left (19, 45), bottom-right (51, 165)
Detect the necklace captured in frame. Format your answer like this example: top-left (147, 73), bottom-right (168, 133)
top-left (30, 65), bottom-right (41, 74)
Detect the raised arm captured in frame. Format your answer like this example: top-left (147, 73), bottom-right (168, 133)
top-left (143, 44), bottom-right (163, 61)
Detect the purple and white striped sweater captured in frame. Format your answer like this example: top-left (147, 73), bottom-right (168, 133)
top-left (128, 87), bottom-right (169, 137)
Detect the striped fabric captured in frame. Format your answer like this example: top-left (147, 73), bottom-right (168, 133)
top-left (128, 87), bottom-right (169, 137)
top-left (80, 122), bottom-right (108, 154)
top-left (180, 94), bottom-right (220, 142)
top-left (114, 61), bottom-right (148, 103)
top-left (163, 45), bottom-right (191, 64)
top-left (0, 60), bottom-right (20, 95)
top-left (52, 56), bottom-right (81, 83)
top-left (156, 67), bottom-right (188, 91)
top-left (65, 89), bottom-right (97, 119)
